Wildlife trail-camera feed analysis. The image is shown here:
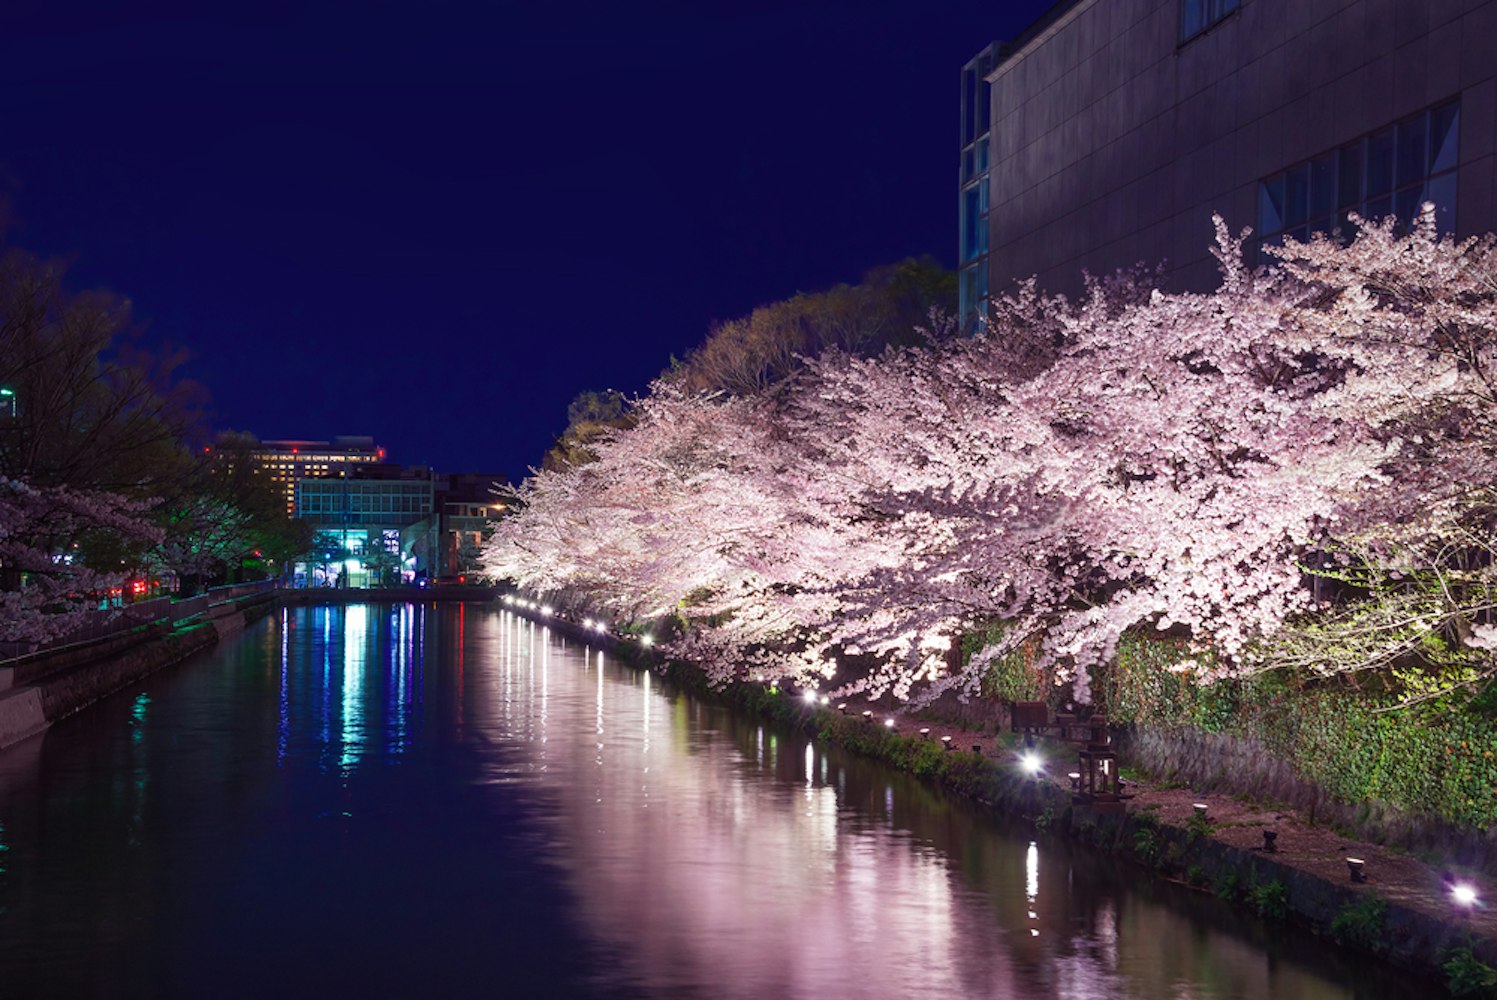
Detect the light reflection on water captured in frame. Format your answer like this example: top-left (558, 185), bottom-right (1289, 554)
top-left (0, 605), bottom-right (1427, 999)
top-left (478, 611), bottom-right (1394, 1000)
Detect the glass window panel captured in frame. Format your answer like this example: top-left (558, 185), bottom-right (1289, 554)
top-left (961, 267), bottom-right (979, 315)
top-left (1181, 0), bottom-right (1205, 39)
top-left (1394, 186), bottom-right (1422, 226)
top-left (1310, 154), bottom-right (1335, 219)
top-left (1396, 115), bottom-right (1426, 188)
top-left (1337, 144), bottom-right (1362, 209)
top-left (1309, 215), bottom-right (1335, 238)
top-left (1367, 128), bottom-right (1395, 196)
top-left (962, 69), bottom-right (976, 146)
top-left (961, 148), bottom-right (974, 182)
top-left (977, 82), bottom-right (991, 133)
top-left (1258, 176), bottom-right (1285, 234)
top-left (1365, 194), bottom-right (1393, 222)
top-left (1427, 172), bottom-right (1457, 232)
top-left (1284, 165), bottom-right (1309, 226)
top-left (1430, 102), bottom-right (1460, 173)
top-left (978, 178), bottom-right (990, 214)
top-left (962, 187), bottom-right (981, 260)
top-left (976, 137), bottom-right (989, 172)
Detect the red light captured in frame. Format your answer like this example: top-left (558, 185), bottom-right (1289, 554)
top-left (292, 447), bottom-right (299, 454)
top-left (377, 448), bottom-right (385, 459)
top-left (252, 550), bottom-right (262, 558)
top-left (458, 575), bottom-right (466, 583)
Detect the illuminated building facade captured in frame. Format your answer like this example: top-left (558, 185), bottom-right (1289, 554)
top-left (246, 436), bottom-right (385, 516)
top-left (293, 470), bottom-right (435, 588)
top-left (963, 0), bottom-right (1497, 315)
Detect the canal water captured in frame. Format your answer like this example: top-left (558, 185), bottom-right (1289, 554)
top-left (0, 604), bottom-right (1428, 999)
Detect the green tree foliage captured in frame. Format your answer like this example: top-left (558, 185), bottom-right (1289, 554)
top-left (667, 256), bottom-right (956, 396)
top-left (541, 389), bottom-right (632, 472)
top-left (0, 247), bottom-right (201, 494)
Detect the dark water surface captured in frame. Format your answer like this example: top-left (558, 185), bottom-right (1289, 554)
top-left (0, 605), bottom-right (1429, 998)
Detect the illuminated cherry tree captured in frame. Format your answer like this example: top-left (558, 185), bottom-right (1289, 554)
top-left (486, 208), bottom-right (1497, 704)
top-left (0, 476), bottom-right (163, 642)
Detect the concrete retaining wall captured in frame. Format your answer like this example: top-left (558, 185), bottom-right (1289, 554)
top-left (0, 593), bottom-right (280, 752)
top-left (1118, 724), bottom-right (1497, 876)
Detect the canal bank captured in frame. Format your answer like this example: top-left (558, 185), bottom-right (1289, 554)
top-left (520, 604), bottom-right (1497, 995)
top-left (0, 585), bottom-right (499, 751)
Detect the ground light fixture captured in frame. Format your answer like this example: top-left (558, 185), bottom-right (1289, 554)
top-left (802, 690), bottom-right (818, 705)
top-left (1346, 858), bottom-right (1366, 882)
top-left (1019, 752), bottom-right (1043, 777)
top-left (884, 718), bottom-right (896, 731)
top-left (1451, 883), bottom-right (1480, 909)
top-left (640, 635), bottom-right (654, 647)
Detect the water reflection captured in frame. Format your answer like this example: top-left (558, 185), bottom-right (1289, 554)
top-left (0, 605), bottom-right (1428, 1000)
top-left (473, 611), bottom-right (1392, 1000)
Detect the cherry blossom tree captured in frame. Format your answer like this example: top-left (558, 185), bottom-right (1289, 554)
top-left (485, 208), bottom-right (1497, 707)
top-left (0, 477), bottom-right (163, 643)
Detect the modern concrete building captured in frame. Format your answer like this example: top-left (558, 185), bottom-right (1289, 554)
top-left (293, 466), bottom-right (436, 587)
top-left (962, 0), bottom-right (1497, 318)
top-left (241, 435), bottom-right (385, 516)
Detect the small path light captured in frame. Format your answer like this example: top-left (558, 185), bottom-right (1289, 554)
top-left (1262, 829), bottom-right (1278, 853)
top-left (919, 728), bottom-right (931, 740)
top-left (802, 690), bottom-right (819, 705)
top-left (862, 710), bottom-right (874, 722)
top-left (884, 718), bottom-right (897, 732)
top-left (1346, 858), bottom-right (1366, 883)
top-left (1451, 882), bottom-right (1480, 910)
top-left (1193, 803), bottom-right (1209, 821)
top-left (1068, 772), bottom-right (1082, 791)
top-left (942, 735), bottom-right (954, 751)
top-left (1019, 752), bottom-right (1042, 776)
top-left (837, 703), bottom-right (848, 715)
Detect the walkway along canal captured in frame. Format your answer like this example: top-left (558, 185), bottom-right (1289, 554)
top-left (0, 603), bottom-right (1439, 998)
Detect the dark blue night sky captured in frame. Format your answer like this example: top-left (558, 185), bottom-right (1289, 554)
top-left (2, 1), bottom-right (1052, 481)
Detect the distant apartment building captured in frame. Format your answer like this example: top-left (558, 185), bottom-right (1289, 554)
top-left (243, 436), bottom-right (384, 516)
top-left (223, 431), bottom-right (508, 586)
top-left (961, 0), bottom-right (1497, 319)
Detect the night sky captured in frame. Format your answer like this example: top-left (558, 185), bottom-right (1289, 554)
top-left (3, 1), bottom-right (1052, 482)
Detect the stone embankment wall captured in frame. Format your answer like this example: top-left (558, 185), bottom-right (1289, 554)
top-left (0, 593), bottom-right (279, 751)
top-left (1118, 724), bottom-right (1497, 877)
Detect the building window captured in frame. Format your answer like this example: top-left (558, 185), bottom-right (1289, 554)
top-left (1180, 0), bottom-right (1238, 42)
top-left (961, 181), bottom-right (990, 262)
top-left (1258, 99), bottom-right (1459, 247)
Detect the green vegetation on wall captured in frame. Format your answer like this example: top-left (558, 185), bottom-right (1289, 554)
top-left (993, 629), bottom-right (1497, 829)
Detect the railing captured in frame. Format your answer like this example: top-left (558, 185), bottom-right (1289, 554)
top-left (0, 579), bottom-right (280, 665)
